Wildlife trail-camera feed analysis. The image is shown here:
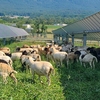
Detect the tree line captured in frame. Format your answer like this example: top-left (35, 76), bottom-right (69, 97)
top-left (0, 15), bottom-right (83, 36)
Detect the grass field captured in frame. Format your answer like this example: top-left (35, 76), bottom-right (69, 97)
top-left (0, 41), bottom-right (100, 100)
top-left (46, 25), bottom-right (62, 33)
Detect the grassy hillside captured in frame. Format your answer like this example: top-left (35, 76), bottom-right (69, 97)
top-left (0, 41), bottom-right (100, 100)
top-left (0, 0), bottom-right (100, 16)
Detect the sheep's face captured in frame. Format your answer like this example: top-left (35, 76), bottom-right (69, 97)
top-left (25, 57), bottom-right (35, 64)
top-left (74, 51), bottom-right (81, 56)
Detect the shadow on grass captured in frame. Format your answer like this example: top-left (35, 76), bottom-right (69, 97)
top-left (57, 61), bottom-right (100, 100)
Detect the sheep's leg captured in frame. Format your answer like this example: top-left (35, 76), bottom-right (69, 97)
top-left (26, 65), bottom-right (31, 73)
top-left (32, 71), bottom-right (35, 82)
top-left (46, 75), bottom-right (51, 86)
top-left (92, 61), bottom-right (95, 69)
top-left (60, 60), bottom-right (62, 66)
top-left (89, 62), bottom-right (93, 69)
top-left (80, 61), bottom-right (83, 66)
top-left (10, 74), bottom-right (17, 85)
top-left (83, 63), bottom-right (86, 67)
top-left (66, 59), bottom-right (69, 67)
top-left (21, 63), bottom-right (25, 72)
top-left (56, 60), bottom-right (60, 67)
top-left (76, 59), bottom-right (79, 63)
top-left (38, 75), bottom-right (43, 84)
top-left (3, 75), bottom-right (7, 84)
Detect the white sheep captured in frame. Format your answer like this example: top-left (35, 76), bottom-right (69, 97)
top-left (79, 53), bottom-right (97, 68)
top-left (21, 55), bottom-right (33, 72)
top-left (74, 50), bottom-right (97, 68)
top-left (11, 52), bottom-right (22, 61)
top-left (24, 56), bottom-right (55, 86)
top-left (21, 52), bottom-right (41, 72)
top-left (0, 61), bottom-right (17, 85)
top-left (49, 46), bottom-right (68, 66)
top-left (6, 50), bottom-right (29, 61)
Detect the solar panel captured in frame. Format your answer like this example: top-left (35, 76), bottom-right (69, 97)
top-left (0, 24), bottom-right (29, 38)
top-left (53, 11), bottom-right (100, 41)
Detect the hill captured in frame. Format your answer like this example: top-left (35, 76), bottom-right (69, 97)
top-left (0, 0), bottom-right (100, 17)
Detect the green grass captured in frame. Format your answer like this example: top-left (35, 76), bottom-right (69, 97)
top-left (46, 25), bottom-right (62, 32)
top-left (0, 41), bottom-right (100, 100)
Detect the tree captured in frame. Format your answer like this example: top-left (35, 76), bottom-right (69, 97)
top-left (41, 22), bottom-right (48, 37)
top-left (16, 22), bottom-right (23, 28)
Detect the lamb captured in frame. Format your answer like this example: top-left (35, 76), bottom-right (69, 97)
top-left (0, 61), bottom-right (17, 85)
top-left (24, 56), bottom-right (55, 86)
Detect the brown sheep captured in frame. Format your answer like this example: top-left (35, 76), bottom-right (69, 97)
top-left (0, 61), bottom-right (17, 85)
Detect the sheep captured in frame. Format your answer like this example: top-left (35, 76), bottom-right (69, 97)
top-left (65, 52), bottom-right (79, 65)
top-left (87, 47), bottom-right (100, 62)
top-left (65, 50), bottom-right (87, 66)
top-left (29, 53), bottom-right (41, 61)
top-left (0, 55), bottom-right (13, 67)
top-left (21, 53), bottom-right (41, 72)
top-left (0, 61), bottom-right (17, 85)
top-left (22, 44), bottom-right (30, 48)
top-left (74, 50), bottom-right (97, 68)
top-left (24, 56), bottom-right (55, 86)
top-left (30, 44), bottom-right (38, 48)
top-left (37, 45), bottom-right (45, 55)
top-left (61, 43), bottom-right (73, 53)
top-left (6, 51), bottom-right (29, 61)
top-left (11, 52), bottom-right (22, 61)
top-left (16, 47), bottom-right (33, 53)
top-left (42, 46), bottom-right (53, 61)
top-left (31, 48), bottom-right (39, 54)
top-left (21, 55), bottom-right (34, 72)
top-left (49, 46), bottom-right (68, 66)
top-left (0, 47), bottom-right (10, 54)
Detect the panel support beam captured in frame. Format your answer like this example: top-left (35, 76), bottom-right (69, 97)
top-left (72, 34), bottom-right (74, 46)
top-left (66, 33), bottom-right (69, 42)
top-left (83, 33), bottom-right (87, 47)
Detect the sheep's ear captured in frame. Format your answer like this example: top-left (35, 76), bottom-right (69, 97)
top-left (28, 57), bottom-right (29, 59)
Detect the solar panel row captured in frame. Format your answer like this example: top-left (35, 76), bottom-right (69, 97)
top-left (0, 24), bottom-right (29, 38)
top-left (53, 11), bottom-right (100, 41)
